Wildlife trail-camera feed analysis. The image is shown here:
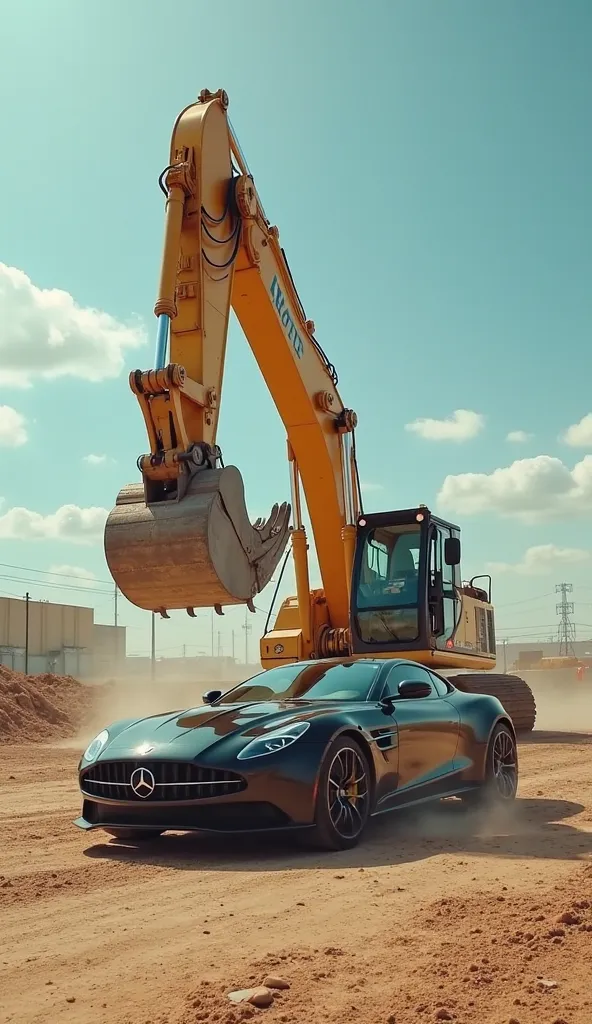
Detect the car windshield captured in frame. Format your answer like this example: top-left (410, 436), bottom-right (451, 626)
top-left (214, 662), bottom-right (380, 704)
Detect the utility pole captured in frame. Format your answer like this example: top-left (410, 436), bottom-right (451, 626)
top-left (501, 637), bottom-right (508, 673)
top-left (114, 584), bottom-right (118, 627)
top-left (242, 606), bottom-right (251, 665)
top-left (232, 629), bottom-right (236, 660)
top-left (182, 643), bottom-right (186, 659)
top-left (151, 612), bottom-right (156, 679)
top-left (24, 592), bottom-right (30, 674)
top-left (217, 631), bottom-right (222, 657)
top-left (210, 607), bottom-right (214, 657)
top-left (556, 582), bottom-right (576, 656)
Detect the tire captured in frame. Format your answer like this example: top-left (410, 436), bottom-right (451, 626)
top-left (308, 736), bottom-right (372, 851)
top-left (448, 672), bottom-right (536, 733)
top-left (462, 722), bottom-right (518, 808)
top-left (104, 828), bottom-right (164, 841)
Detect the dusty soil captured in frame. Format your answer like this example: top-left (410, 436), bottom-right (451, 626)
top-left (1, 729), bottom-right (592, 1024)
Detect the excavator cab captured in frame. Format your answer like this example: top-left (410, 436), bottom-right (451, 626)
top-left (350, 506), bottom-right (496, 664)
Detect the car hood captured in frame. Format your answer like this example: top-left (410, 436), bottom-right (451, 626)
top-left (100, 700), bottom-right (354, 759)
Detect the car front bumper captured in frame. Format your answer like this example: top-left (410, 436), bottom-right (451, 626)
top-left (74, 748), bottom-right (322, 834)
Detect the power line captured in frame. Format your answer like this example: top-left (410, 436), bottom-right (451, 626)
top-left (496, 592), bottom-right (555, 609)
top-left (0, 573), bottom-right (111, 596)
top-left (0, 561), bottom-right (112, 585)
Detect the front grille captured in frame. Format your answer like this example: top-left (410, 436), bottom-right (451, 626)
top-left (81, 760), bottom-right (246, 802)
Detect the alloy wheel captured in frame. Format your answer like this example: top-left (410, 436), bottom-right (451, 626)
top-left (326, 746), bottom-right (370, 839)
top-left (492, 729), bottom-right (517, 799)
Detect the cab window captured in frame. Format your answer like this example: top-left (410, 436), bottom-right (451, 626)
top-left (355, 524), bottom-right (422, 644)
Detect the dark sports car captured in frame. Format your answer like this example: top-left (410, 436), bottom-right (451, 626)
top-left (74, 658), bottom-right (518, 851)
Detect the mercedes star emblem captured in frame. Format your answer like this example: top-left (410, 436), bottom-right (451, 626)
top-left (130, 766), bottom-right (156, 799)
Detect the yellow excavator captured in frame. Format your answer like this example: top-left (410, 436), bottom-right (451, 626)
top-left (104, 89), bottom-right (536, 732)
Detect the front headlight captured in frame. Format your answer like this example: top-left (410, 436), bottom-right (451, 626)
top-left (237, 720), bottom-right (310, 760)
top-left (82, 729), bottom-right (109, 763)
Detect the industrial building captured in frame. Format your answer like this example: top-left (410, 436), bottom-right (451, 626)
top-left (0, 596), bottom-right (126, 679)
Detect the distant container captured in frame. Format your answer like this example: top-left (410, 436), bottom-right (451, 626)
top-left (516, 649), bottom-right (544, 669)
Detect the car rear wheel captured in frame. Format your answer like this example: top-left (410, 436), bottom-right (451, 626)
top-left (309, 736), bottom-right (372, 851)
top-left (104, 828), bottom-right (164, 841)
top-left (463, 722), bottom-right (518, 808)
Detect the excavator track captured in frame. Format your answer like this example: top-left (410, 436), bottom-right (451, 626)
top-left (104, 466), bottom-right (291, 614)
top-left (448, 672), bottom-right (537, 733)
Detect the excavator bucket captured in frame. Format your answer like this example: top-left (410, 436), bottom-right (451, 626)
top-left (104, 465), bottom-right (291, 614)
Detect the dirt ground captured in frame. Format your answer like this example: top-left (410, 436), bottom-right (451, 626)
top-left (2, 717), bottom-right (592, 1024)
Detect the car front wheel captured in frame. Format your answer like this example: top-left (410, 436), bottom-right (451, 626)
top-left (309, 736), bottom-right (372, 851)
top-left (463, 722), bottom-right (518, 807)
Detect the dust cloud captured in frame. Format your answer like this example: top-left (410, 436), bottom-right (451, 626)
top-left (62, 676), bottom-right (225, 748)
top-left (527, 674), bottom-right (592, 734)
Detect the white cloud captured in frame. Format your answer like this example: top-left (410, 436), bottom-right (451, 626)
top-left (0, 504), bottom-right (108, 544)
top-left (438, 454), bottom-right (592, 522)
top-left (83, 454), bottom-right (108, 465)
top-left (563, 413), bottom-right (592, 447)
top-left (0, 263), bottom-right (146, 388)
top-left (506, 430), bottom-right (533, 444)
top-left (488, 544), bottom-right (589, 576)
top-left (405, 409), bottom-right (484, 442)
top-left (0, 406), bottom-right (27, 446)
top-left (49, 564), bottom-right (97, 581)
top-left (360, 481), bottom-right (384, 492)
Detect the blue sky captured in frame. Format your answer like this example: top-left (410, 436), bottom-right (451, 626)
top-left (1, 0), bottom-right (592, 658)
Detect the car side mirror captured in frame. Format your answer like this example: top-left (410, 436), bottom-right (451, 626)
top-left (398, 679), bottom-right (432, 699)
top-left (444, 536), bottom-right (461, 566)
top-left (202, 689), bottom-right (222, 705)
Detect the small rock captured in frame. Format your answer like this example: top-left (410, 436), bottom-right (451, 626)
top-left (508, 1018), bottom-right (521, 1024)
top-left (249, 988), bottom-right (274, 1008)
top-left (66, 997), bottom-right (76, 1003)
top-left (228, 987), bottom-right (273, 1008)
top-left (334, 874), bottom-right (345, 879)
top-left (203, 930), bottom-right (210, 935)
top-left (262, 976), bottom-right (290, 990)
top-left (536, 978), bottom-right (558, 992)
top-left (387, 1016), bottom-right (397, 1023)
top-left (435, 1011), bottom-right (454, 1021)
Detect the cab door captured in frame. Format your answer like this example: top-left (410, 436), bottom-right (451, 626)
top-left (381, 663), bottom-right (460, 798)
top-left (429, 523), bottom-right (461, 648)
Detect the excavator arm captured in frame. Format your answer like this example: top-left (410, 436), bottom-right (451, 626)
top-left (104, 89), bottom-right (359, 640)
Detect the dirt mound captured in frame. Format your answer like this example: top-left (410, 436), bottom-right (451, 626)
top-left (171, 864), bottom-right (592, 1024)
top-left (0, 666), bottom-right (90, 742)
